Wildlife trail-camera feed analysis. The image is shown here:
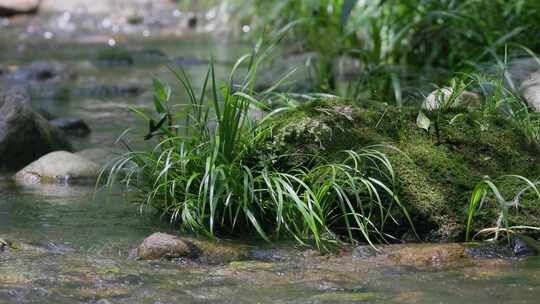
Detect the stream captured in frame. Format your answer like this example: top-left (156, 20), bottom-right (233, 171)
top-left (1, 2), bottom-right (540, 303)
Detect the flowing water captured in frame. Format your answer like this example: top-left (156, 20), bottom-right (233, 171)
top-left (1, 3), bottom-right (540, 303)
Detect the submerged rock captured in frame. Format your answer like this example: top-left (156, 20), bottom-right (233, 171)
top-left (465, 235), bottom-right (540, 259)
top-left (14, 151), bottom-right (100, 184)
top-left (379, 243), bottom-right (469, 268)
top-left (0, 90), bottom-right (72, 170)
top-left (247, 249), bottom-right (284, 262)
top-left (422, 87), bottom-right (481, 111)
top-left (71, 84), bottom-right (144, 98)
top-left (520, 71), bottom-right (540, 112)
top-left (95, 48), bottom-right (168, 66)
top-left (0, 0), bottom-right (39, 17)
top-left (190, 239), bottom-right (249, 264)
top-left (352, 245), bottom-right (379, 259)
top-left (5, 61), bottom-right (75, 85)
top-left (0, 238), bottom-right (9, 252)
top-left (50, 117), bottom-right (91, 137)
top-left (136, 233), bottom-right (200, 260)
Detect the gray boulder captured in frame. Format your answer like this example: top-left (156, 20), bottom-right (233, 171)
top-left (520, 71), bottom-right (540, 112)
top-left (14, 151), bottom-right (99, 184)
top-left (0, 0), bottom-right (39, 16)
top-left (136, 232), bottom-right (200, 260)
top-left (0, 90), bottom-right (72, 170)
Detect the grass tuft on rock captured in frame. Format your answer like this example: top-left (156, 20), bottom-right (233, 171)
top-left (104, 41), bottom-right (412, 250)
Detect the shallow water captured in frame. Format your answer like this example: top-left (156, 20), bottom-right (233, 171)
top-left (2, 182), bottom-right (540, 304)
top-left (2, 6), bottom-right (540, 304)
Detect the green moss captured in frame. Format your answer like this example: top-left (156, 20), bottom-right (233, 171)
top-left (253, 100), bottom-right (357, 169)
top-left (259, 101), bottom-right (540, 241)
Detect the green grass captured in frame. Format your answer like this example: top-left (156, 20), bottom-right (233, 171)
top-left (466, 175), bottom-right (540, 241)
top-left (236, 0), bottom-right (540, 104)
top-left (103, 37), bottom-right (414, 250)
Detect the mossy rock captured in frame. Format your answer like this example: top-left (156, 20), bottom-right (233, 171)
top-left (258, 100), bottom-right (540, 241)
top-left (251, 100), bottom-right (357, 169)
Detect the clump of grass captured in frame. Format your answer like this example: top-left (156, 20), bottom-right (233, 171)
top-left (466, 175), bottom-right (540, 242)
top-left (103, 36), bottom-right (414, 250)
top-left (468, 72), bottom-right (540, 148)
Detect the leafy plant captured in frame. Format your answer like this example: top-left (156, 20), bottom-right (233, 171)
top-left (416, 78), bottom-right (473, 144)
top-left (466, 175), bottom-right (540, 242)
top-left (470, 71), bottom-right (540, 148)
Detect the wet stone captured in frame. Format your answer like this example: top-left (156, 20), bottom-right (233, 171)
top-left (352, 245), bottom-right (379, 260)
top-left (14, 151), bottom-right (100, 185)
top-left (71, 84), bottom-right (144, 98)
top-left (465, 235), bottom-right (540, 259)
top-left (0, 238), bottom-right (10, 252)
top-left (378, 243), bottom-right (469, 268)
top-left (136, 233), bottom-right (201, 261)
top-left (106, 274), bottom-right (143, 286)
top-left (247, 249), bottom-right (283, 262)
top-left (0, 90), bottom-right (72, 170)
top-left (511, 236), bottom-right (538, 257)
top-left (50, 117), bottom-right (91, 137)
top-left (5, 61), bottom-right (75, 85)
top-left (94, 48), bottom-right (168, 66)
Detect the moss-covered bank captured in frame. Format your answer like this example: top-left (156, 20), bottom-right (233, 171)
top-left (258, 100), bottom-right (540, 241)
